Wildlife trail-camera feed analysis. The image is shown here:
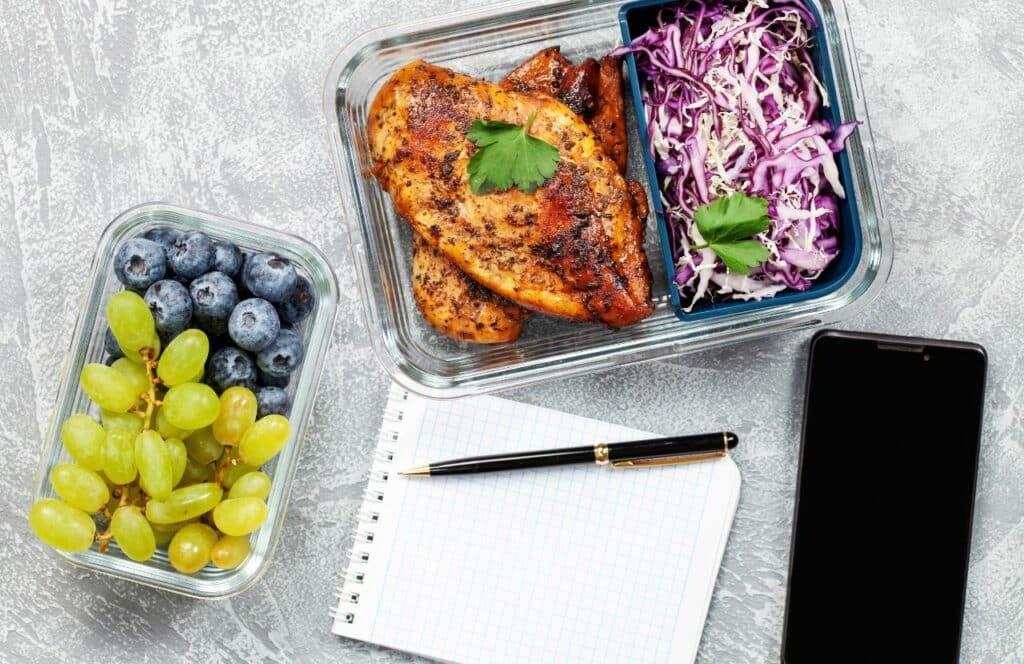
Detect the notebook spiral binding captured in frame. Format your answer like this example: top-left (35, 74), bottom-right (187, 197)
top-left (330, 387), bottom-right (408, 626)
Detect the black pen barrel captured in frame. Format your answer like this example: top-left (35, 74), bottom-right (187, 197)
top-left (608, 433), bottom-right (736, 463)
top-left (428, 445), bottom-right (595, 476)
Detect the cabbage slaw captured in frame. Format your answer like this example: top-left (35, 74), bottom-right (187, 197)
top-left (614, 0), bottom-right (859, 309)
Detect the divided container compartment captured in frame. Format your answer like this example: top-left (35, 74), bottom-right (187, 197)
top-left (620, 0), bottom-right (863, 320)
top-left (324, 0), bottom-right (891, 399)
top-left (30, 203), bottom-right (339, 598)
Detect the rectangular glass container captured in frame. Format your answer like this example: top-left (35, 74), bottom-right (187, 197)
top-left (31, 203), bottom-right (339, 599)
top-left (324, 0), bottom-right (890, 399)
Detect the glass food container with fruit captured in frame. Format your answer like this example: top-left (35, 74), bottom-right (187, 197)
top-left (30, 203), bottom-right (338, 598)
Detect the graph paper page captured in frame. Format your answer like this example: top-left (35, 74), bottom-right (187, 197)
top-left (333, 386), bottom-right (741, 664)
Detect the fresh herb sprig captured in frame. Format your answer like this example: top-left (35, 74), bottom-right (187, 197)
top-left (690, 192), bottom-right (771, 274)
top-left (466, 111), bottom-right (560, 195)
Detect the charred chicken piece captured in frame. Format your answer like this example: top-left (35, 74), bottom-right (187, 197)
top-left (371, 61), bottom-right (653, 327)
top-left (411, 234), bottom-right (530, 343)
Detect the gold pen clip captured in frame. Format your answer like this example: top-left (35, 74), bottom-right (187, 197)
top-left (610, 432), bottom-right (731, 468)
top-left (612, 450), bottom-right (727, 468)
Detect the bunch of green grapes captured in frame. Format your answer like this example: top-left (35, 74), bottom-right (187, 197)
top-left (30, 291), bottom-right (291, 575)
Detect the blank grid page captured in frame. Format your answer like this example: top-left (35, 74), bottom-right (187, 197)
top-left (333, 387), bottom-right (740, 664)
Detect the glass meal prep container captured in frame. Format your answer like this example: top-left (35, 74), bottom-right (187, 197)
top-left (324, 0), bottom-right (891, 399)
top-left (31, 203), bottom-right (339, 598)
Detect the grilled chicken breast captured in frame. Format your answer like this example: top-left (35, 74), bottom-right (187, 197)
top-left (410, 48), bottom-right (634, 344)
top-left (412, 234), bottom-right (530, 343)
top-left (501, 47), bottom-right (599, 117)
top-left (590, 56), bottom-right (629, 174)
top-left (371, 60), bottom-right (653, 327)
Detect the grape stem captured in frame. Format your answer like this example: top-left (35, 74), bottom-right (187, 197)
top-left (135, 347), bottom-right (162, 432)
top-left (214, 447), bottom-right (239, 484)
top-left (96, 487), bottom-right (133, 552)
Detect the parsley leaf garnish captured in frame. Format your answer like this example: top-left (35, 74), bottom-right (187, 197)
top-left (466, 111), bottom-right (560, 195)
top-left (690, 192), bottom-right (771, 274)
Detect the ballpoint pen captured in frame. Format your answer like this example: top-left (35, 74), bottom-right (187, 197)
top-left (400, 432), bottom-right (738, 477)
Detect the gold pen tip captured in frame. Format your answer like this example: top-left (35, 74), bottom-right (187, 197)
top-left (399, 464), bottom-right (431, 477)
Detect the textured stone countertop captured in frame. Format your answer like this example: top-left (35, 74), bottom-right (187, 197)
top-left (1, 0), bottom-right (1021, 662)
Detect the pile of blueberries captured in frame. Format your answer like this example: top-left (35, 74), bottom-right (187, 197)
top-left (108, 227), bottom-right (316, 419)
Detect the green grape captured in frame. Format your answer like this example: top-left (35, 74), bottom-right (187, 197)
top-left (220, 461), bottom-right (257, 489)
top-left (210, 535), bottom-right (251, 569)
top-left (150, 519), bottom-right (195, 547)
top-left (157, 329), bottom-right (210, 386)
top-left (228, 471), bottom-right (272, 500)
top-left (111, 505), bottom-right (156, 562)
top-left (107, 291), bottom-right (156, 352)
top-left (80, 363), bottom-right (138, 413)
top-left (162, 383), bottom-right (220, 430)
top-left (102, 410), bottom-right (143, 435)
top-left (212, 497), bottom-right (268, 536)
top-left (184, 427), bottom-right (222, 465)
top-left (211, 386), bottom-right (257, 445)
top-left (238, 415), bottom-right (291, 467)
top-left (29, 498), bottom-right (96, 552)
top-left (166, 437), bottom-right (187, 487)
top-left (168, 523), bottom-right (218, 574)
top-left (155, 407), bottom-right (192, 440)
top-left (49, 463), bottom-right (110, 513)
top-left (145, 482), bottom-right (223, 524)
top-left (178, 458), bottom-right (213, 486)
top-left (60, 414), bottom-right (105, 471)
top-left (121, 333), bottom-right (161, 363)
top-left (135, 430), bottom-right (173, 501)
top-left (110, 358), bottom-right (149, 405)
top-left (103, 427), bottom-right (137, 485)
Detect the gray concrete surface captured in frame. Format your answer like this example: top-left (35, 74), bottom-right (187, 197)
top-left (1, 0), bottom-right (1022, 662)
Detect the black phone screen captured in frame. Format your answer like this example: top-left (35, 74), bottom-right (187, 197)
top-left (782, 332), bottom-right (986, 663)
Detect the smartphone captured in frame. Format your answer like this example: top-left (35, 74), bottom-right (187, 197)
top-left (781, 330), bottom-right (987, 663)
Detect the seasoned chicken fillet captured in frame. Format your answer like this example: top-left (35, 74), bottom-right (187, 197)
top-left (412, 234), bottom-right (529, 343)
top-left (501, 47), bottom-right (599, 117)
top-left (590, 56), bottom-right (629, 174)
top-left (410, 48), bottom-right (632, 345)
top-left (370, 61), bottom-right (653, 327)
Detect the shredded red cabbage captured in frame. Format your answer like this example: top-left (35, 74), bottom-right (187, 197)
top-left (613, 0), bottom-right (859, 309)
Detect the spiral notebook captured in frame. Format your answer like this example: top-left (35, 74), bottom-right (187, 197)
top-left (332, 385), bottom-right (741, 664)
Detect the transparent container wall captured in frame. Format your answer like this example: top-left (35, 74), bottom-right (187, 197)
top-left (324, 0), bottom-right (891, 398)
top-left (31, 203), bottom-right (339, 598)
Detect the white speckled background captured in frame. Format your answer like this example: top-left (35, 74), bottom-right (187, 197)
top-left (1, 0), bottom-right (1022, 661)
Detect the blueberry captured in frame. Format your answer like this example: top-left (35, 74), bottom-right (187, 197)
top-left (103, 327), bottom-right (123, 360)
top-left (256, 386), bottom-right (291, 418)
top-left (144, 279), bottom-right (193, 338)
top-left (228, 298), bottom-right (280, 351)
top-left (258, 369), bottom-right (290, 388)
top-left (278, 276), bottom-right (316, 325)
top-left (242, 253), bottom-right (298, 304)
top-left (212, 239), bottom-right (243, 277)
top-left (189, 271), bottom-right (238, 337)
top-left (169, 231), bottom-right (215, 280)
top-left (143, 227), bottom-right (183, 264)
top-left (255, 328), bottom-right (305, 377)
top-left (206, 346), bottom-right (257, 391)
top-left (113, 238), bottom-right (167, 290)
